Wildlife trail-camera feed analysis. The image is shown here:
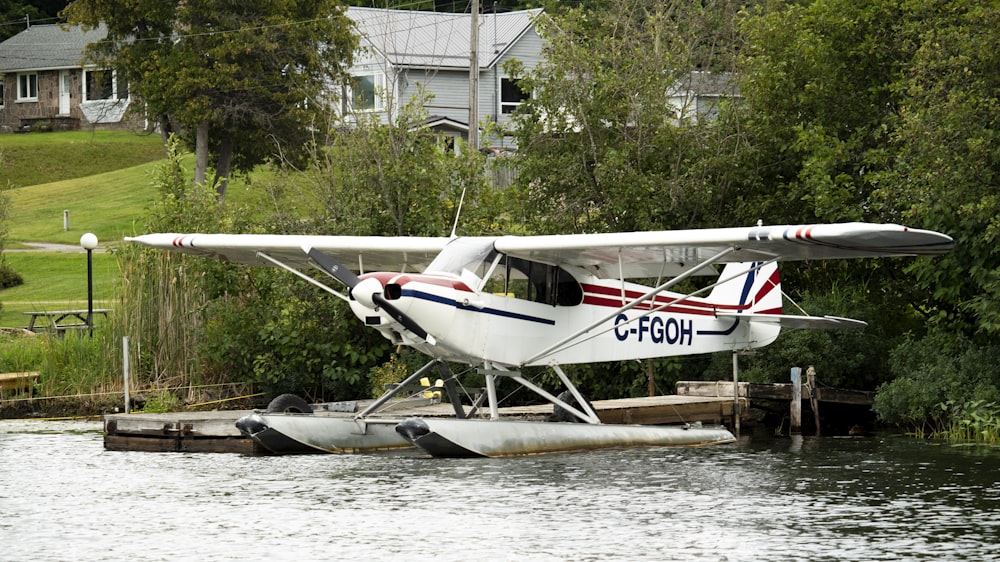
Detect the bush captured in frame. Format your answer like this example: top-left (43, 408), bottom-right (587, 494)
top-left (873, 330), bottom-right (1000, 435)
top-left (702, 284), bottom-right (910, 390)
top-left (0, 260), bottom-right (23, 289)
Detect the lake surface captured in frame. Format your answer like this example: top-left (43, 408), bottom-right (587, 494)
top-left (1, 419), bottom-right (998, 561)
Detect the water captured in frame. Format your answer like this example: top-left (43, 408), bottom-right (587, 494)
top-left (1, 420), bottom-right (998, 561)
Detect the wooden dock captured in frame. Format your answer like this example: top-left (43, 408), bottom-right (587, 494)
top-left (675, 380), bottom-right (874, 405)
top-left (104, 411), bottom-right (260, 454)
top-left (103, 394), bottom-right (747, 454)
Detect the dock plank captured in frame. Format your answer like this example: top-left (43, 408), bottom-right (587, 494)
top-left (0, 372), bottom-right (39, 392)
top-left (675, 381), bottom-right (874, 405)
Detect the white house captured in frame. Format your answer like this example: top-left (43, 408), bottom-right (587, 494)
top-left (343, 7), bottom-right (545, 150)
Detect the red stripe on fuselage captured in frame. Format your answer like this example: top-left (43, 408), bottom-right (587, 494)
top-left (581, 283), bottom-right (745, 312)
top-left (359, 272), bottom-right (475, 293)
top-left (581, 295), bottom-right (720, 315)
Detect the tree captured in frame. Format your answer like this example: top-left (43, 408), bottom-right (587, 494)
top-left (510, 0), bottom-right (746, 234)
top-left (63, 0), bottom-right (357, 199)
top-left (0, 1), bottom-right (67, 41)
top-left (293, 91), bottom-right (493, 238)
top-left (878, 0), bottom-right (1000, 339)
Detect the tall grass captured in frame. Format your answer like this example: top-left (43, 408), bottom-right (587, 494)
top-left (116, 243), bottom-right (210, 396)
top-left (0, 328), bottom-right (122, 412)
top-left (933, 400), bottom-right (1000, 444)
top-left (109, 142), bottom-right (244, 405)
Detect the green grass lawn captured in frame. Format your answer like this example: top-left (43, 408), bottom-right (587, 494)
top-left (0, 130), bottom-right (165, 189)
top-left (6, 160), bottom-right (164, 246)
top-left (1, 131), bottom-right (281, 327)
top-left (0, 251), bottom-right (118, 327)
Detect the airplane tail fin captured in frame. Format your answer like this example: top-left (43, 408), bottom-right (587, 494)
top-left (708, 262), bottom-right (867, 331)
top-left (708, 262), bottom-right (782, 315)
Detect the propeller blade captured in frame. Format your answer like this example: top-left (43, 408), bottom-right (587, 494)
top-left (306, 247), bottom-right (362, 288)
top-left (372, 294), bottom-right (437, 346)
top-left (306, 247), bottom-right (437, 346)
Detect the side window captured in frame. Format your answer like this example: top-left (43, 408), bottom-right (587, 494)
top-left (484, 255), bottom-right (582, 306)
top-left (0, 80), bottom-right (5, 108)
top-left (17, 73), bottom-right (37, 101)
top-left (85, 70), bottom-right (113, 101)
top-left (345, 73), bottom-right (385, 112)
top-left (84, 69), bottom-right (127, 101)
top-left (500, 77), bottom-right (529, 114)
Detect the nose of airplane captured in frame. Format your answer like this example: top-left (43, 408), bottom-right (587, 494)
top-left (351, 277), bottom-right (384, 310)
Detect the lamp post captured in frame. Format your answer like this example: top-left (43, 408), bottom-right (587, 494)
top-left (80, 232), bottom-right (98, 336)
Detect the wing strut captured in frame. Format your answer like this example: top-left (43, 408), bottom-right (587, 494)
top-left (356, 359), bottom-right (443, 418)
top-left (485, 364), bottom-right (601, 424)
top-left (520, 247), bottom-right (737, 366)
top-left (256, 251), bottom-right (350, 302)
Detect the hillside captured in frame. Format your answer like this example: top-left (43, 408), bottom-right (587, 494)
top-left (0, 131), bottom-right (271, 327)
top-left (0, 130), bottom-right (165, 189)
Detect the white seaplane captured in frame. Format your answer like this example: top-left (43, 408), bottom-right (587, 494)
top-left (127, 222), bottom-right (952, 457)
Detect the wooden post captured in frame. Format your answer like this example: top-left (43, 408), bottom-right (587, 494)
top-left (807, 365), bottom-right (821, 436)
top-left (468, 0), bottom-right (479, 151)
top-left (790, 367), bottom-right (802, 435)
top-left (732, 350), bottom-right (740, 438)
top-left (122, 336), bottom-right (130, 414)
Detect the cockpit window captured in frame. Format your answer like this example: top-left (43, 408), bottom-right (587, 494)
top-left (483, 255), bottom-right (583, 307)
top-left (427, 238), bottom-right (583, 306)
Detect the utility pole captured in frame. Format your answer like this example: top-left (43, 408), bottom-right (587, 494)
top-left (468, 0), bottom-right (480, 152)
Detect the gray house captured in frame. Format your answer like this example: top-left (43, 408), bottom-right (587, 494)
top-left (0, 23), bottom-right (133, 133)
top-left (344, 7), bottom-right (545, 150)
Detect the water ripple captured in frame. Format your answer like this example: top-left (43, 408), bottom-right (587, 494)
top-left (1, 421), bottom-right (998, 561)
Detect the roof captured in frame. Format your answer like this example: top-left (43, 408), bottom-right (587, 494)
top-left (0, 23), bottom-right (107, 73)
top-left (348, 7), bottom-right (543, 71)
top-left (674, 71), bottom-right (741, 98)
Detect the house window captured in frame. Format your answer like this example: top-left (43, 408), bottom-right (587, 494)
top-left (0, 79), bottom-right (5, 108)
top-left (500, 77), bottom-right (529, 114)
top-left (83, 70), bottom-right (116, 101)
top-left (345, 73), bottom-right (385, 112)
top-left (17, 73), bottom-right (38, 101)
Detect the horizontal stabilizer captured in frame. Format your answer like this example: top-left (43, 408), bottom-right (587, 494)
top-left (716, 313), bottom-right (867, 330)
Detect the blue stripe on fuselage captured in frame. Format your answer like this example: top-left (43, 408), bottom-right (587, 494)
top-left (400, 289), bottom-right (556, 326)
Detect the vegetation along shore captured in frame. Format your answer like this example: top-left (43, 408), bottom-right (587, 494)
top-left (1, 1), bottom-right (999, 445)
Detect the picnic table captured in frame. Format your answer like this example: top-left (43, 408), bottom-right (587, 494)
top-left (23, 309), bottom-right (111, 333)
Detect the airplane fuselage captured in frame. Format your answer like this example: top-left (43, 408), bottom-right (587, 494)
top-left (349, 265), bottom-right (781, 367)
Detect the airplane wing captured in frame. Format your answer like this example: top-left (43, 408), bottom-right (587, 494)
top-left (127, 222), bottom-right (952, 280)
top-left (494, 222), bottom-right (954, 279)
top-left (124, 233), bottom-right (450, 274)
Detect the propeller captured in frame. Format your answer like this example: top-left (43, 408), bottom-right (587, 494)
top-left (306, 247), bottom-right (437, 346)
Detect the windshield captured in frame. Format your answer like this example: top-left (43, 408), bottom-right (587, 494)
top-left (425, 238), bottom-right (498, 279)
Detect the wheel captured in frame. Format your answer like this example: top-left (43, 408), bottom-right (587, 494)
top-left (266, 394), bottom-right (313, 414)
top-left (549, 390), bottom-right (593, 423)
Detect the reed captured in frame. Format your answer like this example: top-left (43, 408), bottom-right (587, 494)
top-left (933, 400), bottom-right (1000, 444)
top-left (0, 332), bottom-right (47, 371)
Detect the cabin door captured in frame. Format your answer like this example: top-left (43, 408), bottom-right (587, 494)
top-left (58, 71), bottom-right (71, 115)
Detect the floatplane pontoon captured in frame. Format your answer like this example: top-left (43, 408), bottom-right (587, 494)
top-left (128, 222), bottom-right (952, 457)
